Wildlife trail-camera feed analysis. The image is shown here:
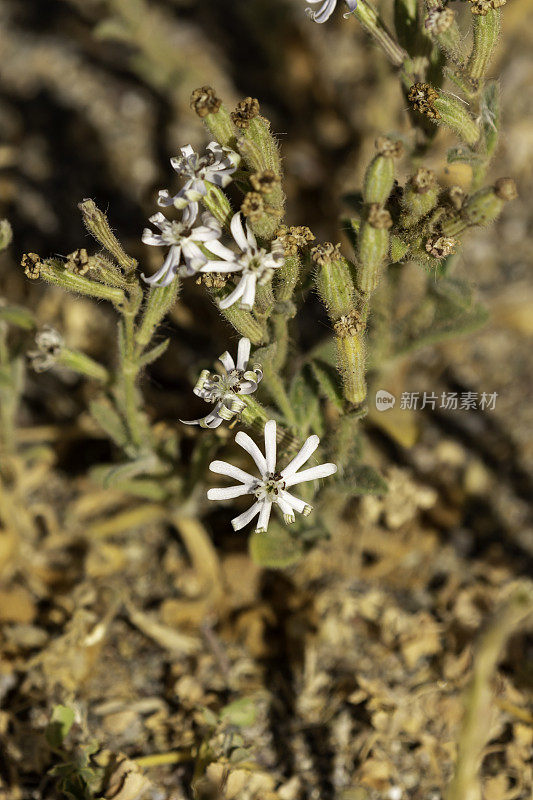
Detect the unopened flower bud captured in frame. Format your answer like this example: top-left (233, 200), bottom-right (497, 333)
top-left (231, 97), bottom-right (260, 130)
top-left (336, 333), bottom-right (366, 406)
top-left (313, 243), bottom-right (356, 320)
top-left (363, 144), bottom-right (398, 204)
top-left (400, 169), bottom-right (440, 228)
top-left (190, 86), bottom-right (236, 148)
top-left (358, 218), bottom-right (390, 293)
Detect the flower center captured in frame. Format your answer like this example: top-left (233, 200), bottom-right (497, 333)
top-left (161, 221), bottom-right (188, 245)
top-left (254, 472), bottom-right (286, 501)
top-left (205, 370), bottom-right (244, 401)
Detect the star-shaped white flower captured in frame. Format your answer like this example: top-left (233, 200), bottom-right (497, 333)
top-left (157, 142), bottom-right (240, 217)
top-left (208, 420), bottom-right (337, 533)
top-left (305, 0), bottom-right (358, 24)
top-left (181, 337), bottom-right (263, 429)
top-left (199, 213), bottom-right (285, 311)
top-left (141, 206), bottom-right (221, 287)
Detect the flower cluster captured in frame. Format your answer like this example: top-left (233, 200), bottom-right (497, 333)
top-left (141, 137), bottom-right (337, 534)
top-left (142, 142), bottom-right (284, 311)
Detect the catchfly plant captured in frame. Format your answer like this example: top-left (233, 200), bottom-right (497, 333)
top-left (22, 0), bottom-right (517, 559)
top-left (208, 420), bottom-right (337, 533)
top-left (305, 0), bottom-right (358, 24)
top-left (181, 337), bottom-right (263, 429)
top-left (157, 142), bottom-right (240, 214)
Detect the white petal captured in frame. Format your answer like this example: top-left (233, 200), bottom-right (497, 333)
top-left (192, 225), bottom-right (221, 243)
top-left (306, 0), bottom-right (337, 23)
top-left (245, 220), bottom-right (258, 250)
top-left (284, 463), bottom-right (338, 487)
top-left (279, 490), bottom-right (310, 515)
top-left (182, 204), bottom-right (199, 227)
top-left (264, 420), bottom-right (277, 474)
top-left (207, 485), bottom-right (253, 500)
top-left (256, 500), bottom-right (273, 533)
top-left (231, 500), bottom-right (263, 531)
top-left (148, 212), bottom-right (167, 228)
top-left (218, 351), bottom-right (235, 372)
top-left (209, 460), bottom-right (256, 485)
top-left (281, 435), bottom-right (320, 478)
top-left (204, 239), bottom-right (236, 261)
top-left (141, 246), bottom-right (180, 286)
top-left (230, 213), bottom-right (249, 252)
top-left (180, 144), bottom-right (195, 159)
top-left (157, 189), bottom-right (175, 207)
top-left (235, 431), bottom-right (268, 476)
top-left (219, 278), bottom-right (246, 310)
top-left (240, 274), bottom-right (257, 311)
top-left (142, 229), bottom-right (164, 246)
top-left (236, 338), bottom-right (251, 371)
top-left (199, 261), bottom-right (239, 274)
top-left (276, 495), bottom-right (296, 524)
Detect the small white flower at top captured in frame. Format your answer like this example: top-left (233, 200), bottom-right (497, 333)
top-left (198, 213), bottom-right (285, 311)
top-left (305, 0), bottom-right (358, 24)
top-left (181, 337), bottom-right (263, 429)
top-left (208, 419), bottom-right (337, 533)
top-left (141, 206), bottom-right (221, 287)
top-left (158, 142), bottom-right (240, 217)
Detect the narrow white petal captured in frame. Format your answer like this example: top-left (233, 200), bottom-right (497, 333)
top-left (148, 212), bottom-right (167, 228)
top-left (207, 485), bottom-right (253, 501)
top-left (256, 500), bottom-right (273, 533)
top-left (209, 460), bottom-right (256, 484)
top-left (276, 495), bottom-right (296, 523)
top-left (245, 221), bottom-right (258, 250)
top-left (141, 230), bottom-right (165, 246)
top-left (204, 239), bottom-right (238, 261)
top-left (235, 431), bottom-right (268, 476)
top-left (219, 351), bottom-right (235, 372)
top-left (219, 278), bottom-right (246, 310)
top-left (141, 246), bottom-right (180, 286)
top-left (180, 144), bottom-right (195, 158)
top-left (279, 490), bottom-right (310, 515)
top-left (231, 500), bottom-right (263, 531)
top-left (230, 213), bottom-right (249, 252)
top-left (199, 261), bottom-right (239, 274)
top-left (236, 337), bottom-right (251, 371)
top-left (157, 189), bottom-right (175, 207)
top-left (264, 420), bottom-right (277, 474)
top-left (281, 435), bottom-right (320, 478)
top-left (192, 225), bottom-right (221, 243)
top-left (240, 274), bottom-right (257, 311)
top-left (284, 463), bottom-right (338, 487)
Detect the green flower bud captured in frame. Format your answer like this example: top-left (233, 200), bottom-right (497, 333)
top-left (363, 137), bottom-right (402, 204)
top-left (313, 243), bottom-right (357, 320)
top-left (357, 205), bottom-right (392, 294)
top-left (442, 178), bottom-right (516, 235)
top-left (22, 256), bottom-right (125, 305)
top-left (275, 254), bottom-right (301, 302)
top-left (209, 287), bottom-right (266, 345)
top-left (400, 168), bottom-right (439, 228)
top-left (433, 94), bottom-right (480, 147)
top-left (336, 333), bottom-right (367, 406)
top-left (467, 8), bottom-right (501, 81)
top-left (190, 86), bottom-right (237, 148)
top-left (201, 185), bottom-right (233, 230)
top-left (78, 199), bottom-right (137, 273)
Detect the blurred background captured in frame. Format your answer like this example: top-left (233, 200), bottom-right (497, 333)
top-left (0, 1), bottom-right (532, 798)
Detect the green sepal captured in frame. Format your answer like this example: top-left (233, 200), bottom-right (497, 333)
top-left (309, 359), bottom-right (345, 411)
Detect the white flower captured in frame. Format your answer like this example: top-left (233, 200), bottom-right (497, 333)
top-left (199, 213), bottom-right (285, 311)
top-left (158, 142), bottom-right (240, 216)
top-left (141, 206), bottom-right (221, 287)
top-left (28, 325), bottom-right (64, 373)
top-left (208, 419), bottom-right (337, 533)
top-left (181, 337), bottom-right (263, 429)
top-left (305, 0), bottom-right (358, 24)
